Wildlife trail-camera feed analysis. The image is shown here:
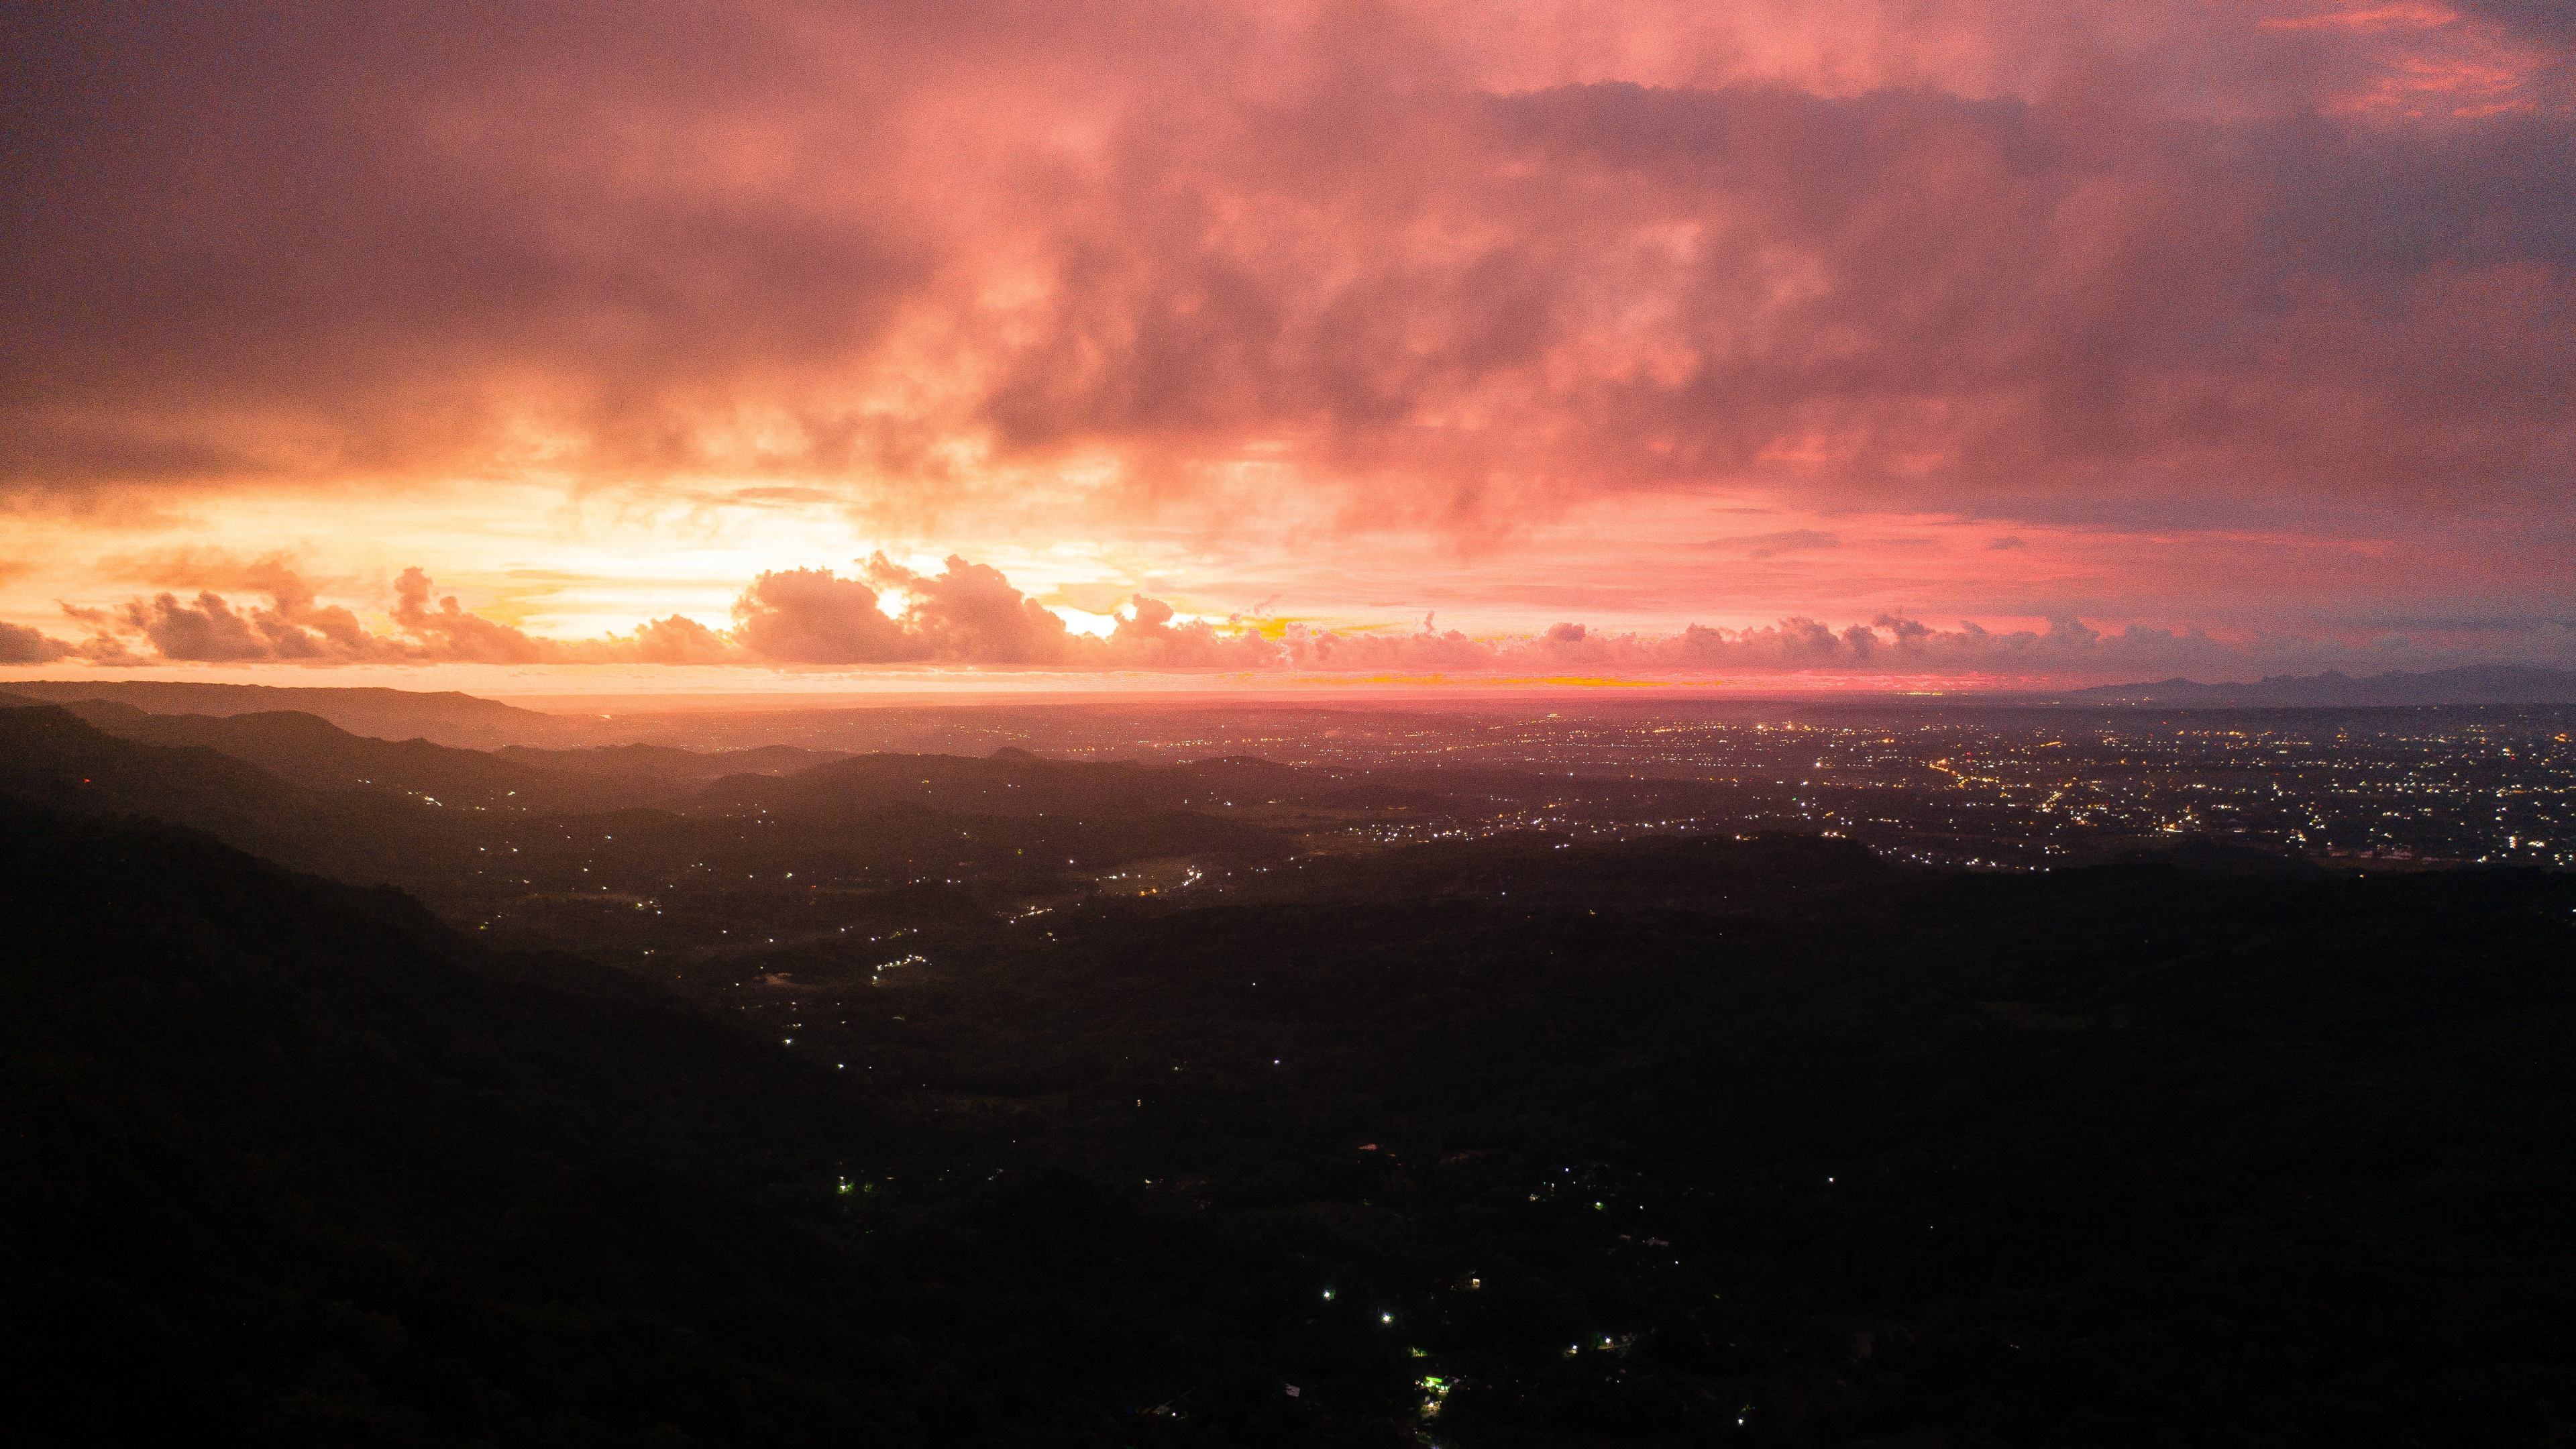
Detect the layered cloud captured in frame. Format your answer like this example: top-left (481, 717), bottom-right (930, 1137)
top-left (32, 550), bottom-right (2573, 682)
top-left (3, 1), bottom-right (2568, 673)
top-left (0, 621), bottom-right (73, 664)
top-left (1, 1), bottom-right (2567, 539)
top-left (46, 554), bottom-right (1284, 671)
top-left (1281, 610), bottom-right (2576, 679)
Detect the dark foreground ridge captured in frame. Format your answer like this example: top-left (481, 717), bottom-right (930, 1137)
top-left (1, 806), bottom-right (1308, 1447)
top-left (4, 721), bottom-right (2574, 1445)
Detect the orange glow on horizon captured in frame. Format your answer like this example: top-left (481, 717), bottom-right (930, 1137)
top-left (0, 1), bottom-right (2566, 691)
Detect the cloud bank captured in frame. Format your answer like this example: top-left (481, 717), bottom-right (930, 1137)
top-left (41, 555), bottom-right (1283, 672)
top-left (3, 1), bottom-right (2568, 667)
top-left (1, 0), bottom-right (2567, 543)
top-left (28, 551), bottom-right (2571, 683)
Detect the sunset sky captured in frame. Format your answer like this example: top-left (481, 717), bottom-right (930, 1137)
top-left (4, 0), bottom-right (2571, 690)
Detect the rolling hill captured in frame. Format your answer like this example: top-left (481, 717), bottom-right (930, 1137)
top-left (0, 680), bottom-right (575, 747)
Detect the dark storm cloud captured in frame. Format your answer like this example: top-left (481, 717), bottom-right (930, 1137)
top-left (0, 0), bottom-right (2567, 545)
top-left (0, 621), bottom-right (74, 663)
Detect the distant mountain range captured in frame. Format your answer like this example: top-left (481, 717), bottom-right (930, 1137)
top-left (9, 666), bottom-right (2572, 735)
top-left (2065, 665), bottom-right (2576, 707)
top-left (0, 679), bottom-right (570, 747)
top-left (0, 694), bottom-right (877, 818)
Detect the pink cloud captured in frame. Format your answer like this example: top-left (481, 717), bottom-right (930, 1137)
top-left (724, 555), bottom-right (1281, 667)
top-left (729, 568), bottom-right (922, 665)
top-left (0, 2), bottom-right (2561, 531)
top-left (26, 544), bottom-right (2576, 682)
top-left (0, 1), bottom-right (2565, 663)
top-left (0, 621), bottom-right (74, 664)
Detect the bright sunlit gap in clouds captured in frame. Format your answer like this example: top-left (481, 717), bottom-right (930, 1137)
top-left (1, 0), bottom-right (2569, 690)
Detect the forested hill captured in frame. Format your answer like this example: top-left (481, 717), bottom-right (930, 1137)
top-left (38, 699), bottom-right (674, 811)
top-left (0, 679), bottom-right (570, 747)
top-left (0, 805), bottom-right (1369, 1446)
top-left (0, 804), bottom-right (858, 1440)
top-left (7, 734), bottom-right (2576, 1444)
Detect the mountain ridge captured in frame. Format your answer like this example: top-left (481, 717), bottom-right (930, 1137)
top-left (0, 680), bottom-right (572, 746)
top-left (2064, 663), bottom-right (2576, 706)
top-left (38, 702), bottom-right (676, 812)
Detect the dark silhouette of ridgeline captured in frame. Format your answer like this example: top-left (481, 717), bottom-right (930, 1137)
top-left (7, 696), bottom-right (2576, 1444)
top-left (2065, 664), bottom-right (2576, 707)
top-left (0, 678), bottom-right (572, 747)
top-left (0, 704), bottom-right (1304, 904)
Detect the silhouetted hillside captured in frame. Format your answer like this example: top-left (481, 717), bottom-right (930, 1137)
top-left (43, 702), bottom-right (673, 811)
top-left (0, 806), bottom-right (853, 1440)
top-left (0, 680), bottom-right (573, 747)
top-left (0, 702), bottom-right (304, 830)
top-left (0, 707), bottom-right (1303, 956)
top-left (0, 806), bottom-right (1444, 1446)
top-left (0, 704), bottom-right (487, 884)
top-left (12, 700), bottom-right (2576, 1445)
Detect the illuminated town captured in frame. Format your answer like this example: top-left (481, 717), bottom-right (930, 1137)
top-left (572, 699), bottom-right (2576, 874)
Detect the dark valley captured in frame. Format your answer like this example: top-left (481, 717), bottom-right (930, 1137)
top-left (5, 692), bottom-right (2572, 1446)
